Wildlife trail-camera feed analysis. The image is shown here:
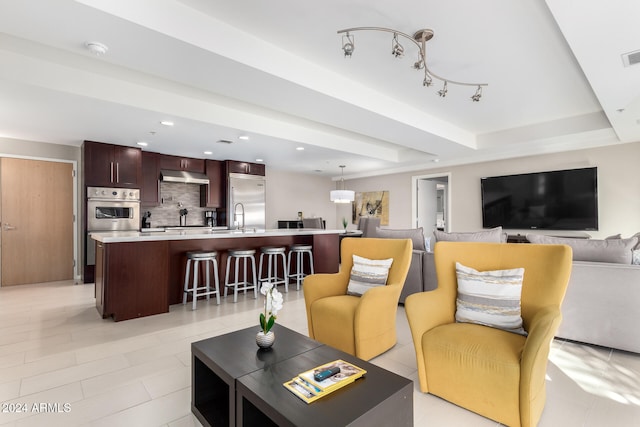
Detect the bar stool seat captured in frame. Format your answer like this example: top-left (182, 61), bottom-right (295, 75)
top-left (224, 248), bottom-right (258, 303)
top-left (182, 250), bottom-right (220, 310)
top-left (287, 243), bottom-right (314, 290)
top-left (258, 246), bottom-right (288, 293)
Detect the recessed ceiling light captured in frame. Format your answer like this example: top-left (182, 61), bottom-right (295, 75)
top-left (255, 158), bottom-right (263, 162)
top-left (160, 121), bottom-right (174, 126)
top-left (137, 141), bottom-right (148, 147)
top-left (296, 147), bottom-right (304, 151)
top-left (432, 158), bottom-right (440, 163)
top-left (204, 151), bottom-right (213, 155)
top-left (238, 135), bottom-right (250, 140)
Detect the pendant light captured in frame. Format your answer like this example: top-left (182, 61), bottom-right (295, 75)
top-left (330, 165), bottom-right (355, 203)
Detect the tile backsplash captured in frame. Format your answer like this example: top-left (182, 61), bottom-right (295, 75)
top-left (143, 182), bottom-right (216, 227)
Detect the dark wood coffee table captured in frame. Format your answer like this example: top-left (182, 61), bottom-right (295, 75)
top-left (191, 324), bottom-right (413, 427)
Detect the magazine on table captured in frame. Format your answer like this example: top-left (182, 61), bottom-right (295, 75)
top-left (283, 359), bottom-right (366, 403)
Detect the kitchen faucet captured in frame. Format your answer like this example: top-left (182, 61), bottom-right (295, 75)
top-left (233, 202), bottom-right (245, 231)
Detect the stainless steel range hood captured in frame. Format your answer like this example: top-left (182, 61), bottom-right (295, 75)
top-left (160, 169), bottom-right (209, 185)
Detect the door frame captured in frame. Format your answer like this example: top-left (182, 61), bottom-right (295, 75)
top-left (411, 172), bottom-right (451, 232)
top-left (0, 153), bottom-right (79, 285)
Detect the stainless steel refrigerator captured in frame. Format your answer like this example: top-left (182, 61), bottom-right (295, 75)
top-left (227, 173), bottom-right (266, 230)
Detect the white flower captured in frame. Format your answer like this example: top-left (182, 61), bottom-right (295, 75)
top-left (260, 282), bottom-right (274, 296)
top-left (259, 282), bottom-right (284, 334)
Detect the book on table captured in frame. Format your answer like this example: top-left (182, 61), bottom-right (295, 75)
top-left (283, 359), bottom-right (366, 404)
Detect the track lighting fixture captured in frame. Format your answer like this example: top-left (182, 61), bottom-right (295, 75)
top-left (337, 27), bottom-right (487, 101)
top-left (391, 33), bottom-right (404, 58)
top-left (341, 33), bottom-right (355, 58)
top-left (438, 81), bottom-right (448, 97)
top-left (471, 85), bottom-right (483, 102)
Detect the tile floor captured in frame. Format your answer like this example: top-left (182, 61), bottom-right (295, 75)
top-left (0, 280), bottom-right (638, 426)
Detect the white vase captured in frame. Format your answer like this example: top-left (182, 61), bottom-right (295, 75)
top-left (256, 330), bottom-right (275, 349)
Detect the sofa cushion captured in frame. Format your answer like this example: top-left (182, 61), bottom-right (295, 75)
top-left (347, 254), bottom-right (393, 296)
top-left (375, 227), bottom-right (426, 251)
top-left (526, 234), bottom-right (638, 264)
top-left (454, 262), bottom-right (526, 336)
top-left (434, 226), bottom-right (506, 243)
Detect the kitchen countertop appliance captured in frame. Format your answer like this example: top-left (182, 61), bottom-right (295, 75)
top-left (86, 186), bottom-right (140, 266)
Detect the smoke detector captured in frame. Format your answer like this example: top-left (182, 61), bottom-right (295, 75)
top-left (85, 41), bottom-right (108, 56)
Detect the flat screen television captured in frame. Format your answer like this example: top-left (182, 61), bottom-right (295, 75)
top-left (481, 167), bottom-right (598, 230)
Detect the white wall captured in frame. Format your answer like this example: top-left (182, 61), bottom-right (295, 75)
top-left (265, 169), bottom-right (337, 229)
top-left (344, 142), bottom-right (640, 239)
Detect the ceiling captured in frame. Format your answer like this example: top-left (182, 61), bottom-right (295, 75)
top-left (0, 0), bottom-right (638, 179)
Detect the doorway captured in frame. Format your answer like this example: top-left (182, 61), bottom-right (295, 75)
top-left (412, 173), bottom-right (450, 249)
top-left (0, 157), bottom-right (75, 286)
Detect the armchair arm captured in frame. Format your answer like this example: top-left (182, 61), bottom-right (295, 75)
top-left (404, 289), bottom-right (456, 392)
top-left (520, 306), bottom-right (562, 424)
top-left (303, 271), bottom-right (350, 338)
top-left (354, 282), bottom-right (403, 339)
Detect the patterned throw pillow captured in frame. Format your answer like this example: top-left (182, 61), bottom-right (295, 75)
top-left (347, 255), bottom-right (394, 296)
top-left (633, 250), bottom-right (640, 265)
top-left (455, 262), bottom-right (527, 336)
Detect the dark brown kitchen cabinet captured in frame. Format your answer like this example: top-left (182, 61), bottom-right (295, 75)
top-left (160, 154), bottom-right (205, 173)
top-left (226, 160), bottom-right (265, 176)
top-left (200, 159), bottom-right (224, 208)
top-left (141, 151), bottom-right (160, 206)
top-left (83, 140), bottom-right (141, 188)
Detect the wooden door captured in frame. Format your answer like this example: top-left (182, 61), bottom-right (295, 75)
top-left (1, 158), bottom-right (74, 285)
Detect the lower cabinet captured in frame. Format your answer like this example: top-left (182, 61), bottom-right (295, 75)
top-left (95, 240), bottom-right (169, 321)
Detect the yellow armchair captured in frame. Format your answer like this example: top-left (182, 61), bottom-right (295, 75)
top-left (303, 237), bottom-right (412, 360)
top-left (405, 242), bottom-right (572, 427)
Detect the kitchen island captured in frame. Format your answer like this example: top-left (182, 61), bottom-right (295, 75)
top-left (91, 229), bottom-right (347, 321)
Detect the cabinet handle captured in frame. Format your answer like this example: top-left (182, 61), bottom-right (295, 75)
top-left (110, 162), bottom-right (114, 182)
top-left (116, 163), bottom-right (120, 182)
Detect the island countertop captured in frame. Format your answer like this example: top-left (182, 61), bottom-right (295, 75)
top-left (92, 228), bottom-right (359, 321)
top-left (91, 228), bottom-right (360, 243)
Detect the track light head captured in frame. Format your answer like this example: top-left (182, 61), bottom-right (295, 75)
top-left (438, 81), bottom-right (448, 97)
top-left (391, 33), bottom-right (404, 58)
top-left (342, 33), bottom-right (355, 57)
top-left (471, 85), bottom-right (483, 102)
top-left (423, 75), bottom-right (433, 87)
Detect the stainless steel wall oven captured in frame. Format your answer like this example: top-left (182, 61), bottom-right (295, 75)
top-left (86, 186), bottom-right (140, 265)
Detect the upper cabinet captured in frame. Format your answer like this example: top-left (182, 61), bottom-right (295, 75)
top-left (141, 151), bottom-right (160, 206)
top-left (83, 141), bottom-right (141, 188)
top-left (160, 154), bottom-right (205, 173)
top-left (200, 159), bottom-right (223, 208)
top-left (226, 160), bottom-right (265, 176)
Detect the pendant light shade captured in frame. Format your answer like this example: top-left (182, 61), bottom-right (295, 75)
top-left (330, 189), bottom-right (355, 203)
top-left (330, 165), bottom-right (355, 203)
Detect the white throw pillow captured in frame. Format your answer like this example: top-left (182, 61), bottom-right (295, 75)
top-left (455, 262), bottom-right (527, 336)
top-left (347, 255), bottom-right (393, 296)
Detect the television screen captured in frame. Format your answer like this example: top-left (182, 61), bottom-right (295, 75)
top-left (481, 167), bottom-right (598, 230)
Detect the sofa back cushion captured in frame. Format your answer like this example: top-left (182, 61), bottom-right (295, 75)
top-left (434, 226), bottom-right (507, 243)
top-left (526, 234), bottom-right (638, 264)
top-left (375, 227), bottom-right (426, 251)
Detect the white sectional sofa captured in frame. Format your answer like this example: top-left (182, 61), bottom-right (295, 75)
top-left (422, 228), bottom-right (640, 353)
top-left (526, 234), bottom-right (640, 353)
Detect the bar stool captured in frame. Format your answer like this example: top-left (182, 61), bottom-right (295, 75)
top-left (224, 249), bottom-right (258, 303)
top-left (258, 246), bottom-right (288, 292)
top-left (287, 244), bottom-right (314, 290)
top-left (182, 250), bottom-right (220, 310)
